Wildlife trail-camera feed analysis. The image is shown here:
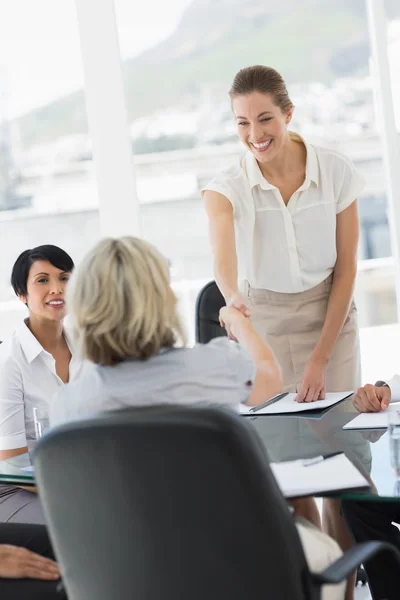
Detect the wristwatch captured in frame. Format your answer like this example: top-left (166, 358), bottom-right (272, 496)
top-left (375, 381), bottom-right (389, 388)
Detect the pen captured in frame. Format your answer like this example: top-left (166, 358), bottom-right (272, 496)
top-left (302, 451), bottom-right (343, 467)
top-left (249, 392), bottom-right (289, 413)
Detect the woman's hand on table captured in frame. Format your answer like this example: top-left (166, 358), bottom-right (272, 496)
top-left (353, 384), bottom-right (391, 413)
top-left (0, 545), bottom-right (60, 580)
top-left (295, 359), bottom-right (327, 402)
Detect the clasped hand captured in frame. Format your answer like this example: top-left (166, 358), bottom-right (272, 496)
top-left (220, 293), bottom-right (251, 341)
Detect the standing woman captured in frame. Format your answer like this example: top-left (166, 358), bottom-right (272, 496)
top-left (202, 65), bottom-right (364, 600)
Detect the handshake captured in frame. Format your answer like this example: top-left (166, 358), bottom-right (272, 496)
top-left (219, 293), bottom-right (251, 341)
top-left (219, 306), bottom-right (250, 342)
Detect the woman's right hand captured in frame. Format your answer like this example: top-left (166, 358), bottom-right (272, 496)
top-left (226, 293), bottom-right (251, 318)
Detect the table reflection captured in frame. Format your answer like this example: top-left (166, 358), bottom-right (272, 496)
top-left (247, 398), bottom-right (399, 500)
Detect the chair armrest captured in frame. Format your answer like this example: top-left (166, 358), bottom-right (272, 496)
top-left (311, 541), bottom-right (400, 586)
top-left (57, 580), bottom-right (68, 598)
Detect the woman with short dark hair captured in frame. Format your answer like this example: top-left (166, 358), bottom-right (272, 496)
top-left (0, 245), bottom-right (87, 523)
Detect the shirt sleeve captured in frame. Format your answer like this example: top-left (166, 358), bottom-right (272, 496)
top-left (200, 178), bottom-right (237, 211)
top-left (0, 357), bottom-right (27, 450)
top-left (207, 337), bottom-right (256, 404)
top-left (336, 157), bottom-right (365, 214)
top-left (381, 375), bottom-right (400, 402)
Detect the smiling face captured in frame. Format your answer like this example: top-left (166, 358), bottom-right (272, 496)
top-left (233, 91), bottom-right (293, 164)
top-left (19, 260), bottom-right (71, 323)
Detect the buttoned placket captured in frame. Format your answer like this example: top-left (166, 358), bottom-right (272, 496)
top-left (41, 350), bottom-right (66, 387)
top-left (68, 353), bottom-right (81, 381)
top-left (263, 177), bottom-right (313, 293)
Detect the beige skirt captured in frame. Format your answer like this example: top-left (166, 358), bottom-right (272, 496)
top-left (243, 275), bottom-right (361, 393)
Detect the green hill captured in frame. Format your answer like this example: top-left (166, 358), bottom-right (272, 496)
top-left (15, 0), bottom-right (399, 147)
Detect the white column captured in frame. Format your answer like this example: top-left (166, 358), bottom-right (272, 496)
top-left (366, 0), bottom-right (400, 318)
top-left (74, 0), bottom-right (140, 237)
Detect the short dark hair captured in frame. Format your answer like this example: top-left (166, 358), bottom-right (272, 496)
top-left (11, 245), bottom-right (74, 297)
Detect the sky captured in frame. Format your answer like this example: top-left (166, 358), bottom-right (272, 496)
top-left (0, 0), bottom-right (191, 118)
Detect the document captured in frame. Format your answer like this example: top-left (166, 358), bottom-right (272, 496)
top-left (343, 403), bottom-right (400, 430)
top-left (21, 466), bottom-right (34, 473)
top-left (270, 453), bottom-right (369, 498)
top-left (240, 391), bottom-right (353, 415)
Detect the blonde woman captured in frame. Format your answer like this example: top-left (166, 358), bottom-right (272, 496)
top-left (50, 236), bottom-right (345, 600)
top-left (49, 236), bottom-right (282, 425)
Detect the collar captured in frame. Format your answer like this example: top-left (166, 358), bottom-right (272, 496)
top-left (16, 319), bottom-right (72, 364)
top-left (245, 131), bottom-right (320, 190)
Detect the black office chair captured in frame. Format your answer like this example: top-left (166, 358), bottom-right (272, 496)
top-left (195, 280), bottom-right (226, 343)
top-left (34, 405), bottom-right (400, 600)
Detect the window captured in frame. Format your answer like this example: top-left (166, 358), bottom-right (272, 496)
top-left (113, 0), bottom-right (400, 339)
top-left (0, 1), bottom-right (99, 338)
top-left (1, 0), bottom-right (399, 344)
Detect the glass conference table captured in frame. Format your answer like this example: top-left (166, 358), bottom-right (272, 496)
top-left (0, 397), bottom-right (399, 501)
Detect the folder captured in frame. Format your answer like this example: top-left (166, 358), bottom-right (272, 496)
top-left (240, 391), bottom-right (353, 415)
top-left (343, 403), bottom-right (400, 430)
top-left (270, 453), bottom-right (370, 498)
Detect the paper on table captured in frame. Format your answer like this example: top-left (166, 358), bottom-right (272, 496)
top-left (343, 403), bottom-right (400, 430)
top-left (270, 453), bottom-right (369, 498)
top-left (21, 466), bottom-right (34, 473)
top-left (240, 392), bottom-right (353, 415)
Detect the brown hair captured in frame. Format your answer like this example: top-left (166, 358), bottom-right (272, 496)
top-left (229, 65), bottom-right (294, 113)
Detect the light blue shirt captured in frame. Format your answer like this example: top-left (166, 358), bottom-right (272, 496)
top-left (50, 337), bottom-right (256, 427)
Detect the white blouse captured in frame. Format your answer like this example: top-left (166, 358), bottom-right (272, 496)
top-left (0, 320), bottom-right (87, 451)
top-left (202, 132), bottom-right (365, 293)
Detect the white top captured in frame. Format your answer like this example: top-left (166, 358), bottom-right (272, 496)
top-left (0, 320), bottom-right (86, 451)
top-left (201, 132), bottom-right (365, 293)
top-left (384, 375), bottom-right (400, 402)
top-left (50, 337), bottom-right (256, 427)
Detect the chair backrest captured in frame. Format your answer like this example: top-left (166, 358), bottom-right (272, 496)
top-left (195, 280), bottom-right (226, 343)
top-left (35, 406), bottom-right (313, 600)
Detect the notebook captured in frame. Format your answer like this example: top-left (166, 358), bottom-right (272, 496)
top-left (270, 453), bottom-right (370, 498)
top-left (240, 391), bottom-right (353, 415)
top-left (343, 403), bottom-right (400, 430)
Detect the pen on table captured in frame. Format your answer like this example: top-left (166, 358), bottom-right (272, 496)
top-left (249, 392), bottom-right (289, 413)
top-left (302, 451), bottom-right (343, 467)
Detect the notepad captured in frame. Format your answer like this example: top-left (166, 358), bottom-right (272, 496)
top-left (270, 453), bottom-right (369, 498)
top-left (343, 403), bottom-right (400, 430)
top-left (240, 391), bottom-right (353, 415)
top-left (21, 466), bottom-right (34, 473)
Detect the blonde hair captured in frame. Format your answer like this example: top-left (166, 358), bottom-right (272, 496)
top-left (66, 237), bottom-right (186, 366)
top-left (229, 65), bottom-right (294, 113)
